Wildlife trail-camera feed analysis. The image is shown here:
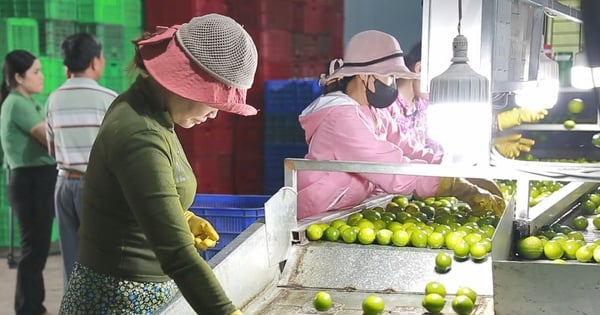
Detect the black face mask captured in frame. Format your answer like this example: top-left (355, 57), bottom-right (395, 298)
top-left (365, 76), bottom-right (398, 108)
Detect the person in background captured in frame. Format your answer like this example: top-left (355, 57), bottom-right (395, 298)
top-left (298, 30), bottom-right (504, 220)
top-left (59, 14), bottom-right (255, 314)
top-left (492, 105), bottom-right (547, 159)
top-left (1, 50), bottom-right (56, 315)
top-left (45, 33), bottom-right (117, 288)
top-left (388, 41), bottom-right (443, 159)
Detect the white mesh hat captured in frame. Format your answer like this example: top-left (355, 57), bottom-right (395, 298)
top-left (137, 14), bottom-right (259, 116)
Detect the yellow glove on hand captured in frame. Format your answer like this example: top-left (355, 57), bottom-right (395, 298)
top-left (497, 108), bottom-right (548, 131)
top-left (184, 211), bottom-right (219, 251)
top-left (230, 310), bottom-right (243, 315)
top-left (492, 134), bottom-right (536, 159)
top-left (437, 177), bottom-right (506, 216)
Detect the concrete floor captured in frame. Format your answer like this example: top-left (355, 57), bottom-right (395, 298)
top-left (0, 243), bottom-right (63, 315)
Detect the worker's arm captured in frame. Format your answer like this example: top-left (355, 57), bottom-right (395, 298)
top-left (29, 122), bottom-right (49, 147)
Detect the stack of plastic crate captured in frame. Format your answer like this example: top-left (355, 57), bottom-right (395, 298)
top-left (262, 79), bottom-right (322, 194)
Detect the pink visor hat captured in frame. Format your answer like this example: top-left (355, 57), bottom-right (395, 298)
top-left (137, 16), bottom-right (259, 116)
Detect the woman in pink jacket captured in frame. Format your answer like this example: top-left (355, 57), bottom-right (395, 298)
top-left (297, 30), bottom-right (504, 220)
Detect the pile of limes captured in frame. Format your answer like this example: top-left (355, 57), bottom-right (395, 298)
top-left (496, 179), bottom-right (566, 207)
top-left (518, 220), bottom-right (600, 263)
top-left (305, 195), bottom-right (499, 262)
top-left (422, 281), bottom-right (477, 314)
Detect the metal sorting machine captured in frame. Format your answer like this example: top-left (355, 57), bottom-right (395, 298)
top-left (157, 157), bottom-right (600, 315)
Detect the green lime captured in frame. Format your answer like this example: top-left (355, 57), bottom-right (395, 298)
top-left (568, 98), bottom-right (585, 114)
top-left (330, 219), bottom-right (346, 229)
top-left (562, 240), bottom-right (582, 260)
top-left (435, 252), bottom-right (452, 273)
top-left (323, 227), bottom-right (340, 242)
top-left (386, 221), bottom-right (404, 231)
top-left (563, 119), bottom-right (576, 130)
top-left (375, 229), bottom-right (393, 245)
top-left (452, 295), bottom-right (474, 315)
top-left (422, 293), bottom-right (445, 313)
top-left (572, 216), bottom-right (589, 231)
top-left (593, 215), bottom-right (600, 229)
top-left (362, 295), bottom-right (385, 315)
top-left (456, 286), bottom-right (477, 303)
top-left (576, 244), bottom-right (594, 263)
top-left (470, 242), bottom-right (488, 260)
top-left (453, 240), bottom-right (470, 259)
top-left (594, 246), bottom-right (600, 262)
top-left (425, 281), bottom-right (447, 297)
top-left (391, 229), bottom-right (410, 247)
top-left (306, 224), bottom-right (324, 241)
top-left (410, 229), bottom-right (429, 248)
top-left (516, 236), bottom-right (544, 259)
top-left (357, 228), bottom-right (376, 245)
top-left (313, 291), bottom-right (332, 311)
top-left (543, 240), bottom-right (564, 260)
top-left (357, 219), bottom-right (376, 230)
top-left (581, 199), bottom-right (597, 215)
top-left (427, 232), bottom-right (446, 249)
top-left (392, 195), bottom-right (410, 208)
top-left (464, 233), bottom-right (483, 246)
top-left (341, 228), bottom-right (357, 243)
top-left (445, 231), bottom-right (464, 250)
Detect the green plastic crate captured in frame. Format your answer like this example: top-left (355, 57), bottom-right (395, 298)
top-left (0, 0), bottom-right (15, 17)
top-left (123, 26), bottom-right (142, 61)
top-left (39, 19), bottom-right (76, 57)
top-left (123, 0), bottom-right (142, 27)
top-left (28, 0), bottom-right (77, 21)
top-left (99, 59), bottom-right (130, 93)
top-left (0, 169), bottom-right (59, 248)
top-left (38, 56), bottom-right (66, 96)
top-left (0, 18), bottom-right (39, 59)
top-left (77, 22), bottom-right (125, 60)
top-left (77, 0), bottom-right (125, 24)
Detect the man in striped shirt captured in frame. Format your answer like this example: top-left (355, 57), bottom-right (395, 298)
top-left (45, 33), bottom-right (117, 288)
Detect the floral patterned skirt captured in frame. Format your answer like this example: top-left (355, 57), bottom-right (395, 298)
top-left (59, 262), bottom-right (178, 315)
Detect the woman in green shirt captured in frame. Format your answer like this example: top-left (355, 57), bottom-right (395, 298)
top-left (1, 50), bottom-right (57, 315)
top-left (59, 14), bottom-right (257, 315)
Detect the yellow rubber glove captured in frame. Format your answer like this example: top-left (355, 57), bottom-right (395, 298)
top-left (437, 177), bottom-right (506, 216)
top-left (184, 211), bottom-right (219, 251)
top-left (497, 108), bottom-right (548, 131)
top-left (230, 310), bottom-right (243, 315)
top-left (492, 134), bottom-right (536, 159)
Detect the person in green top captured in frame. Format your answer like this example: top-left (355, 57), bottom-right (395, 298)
top-left (58, 14), bottom-right (258, 315)
top-left (1, 50), bottom-right (57, 315)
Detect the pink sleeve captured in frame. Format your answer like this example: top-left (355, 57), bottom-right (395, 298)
top-left (331, 108), bottom-right (439, 197)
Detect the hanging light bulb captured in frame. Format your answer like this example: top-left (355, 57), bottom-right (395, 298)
top-left (428, 0), bottom-right (491, 166)
top-left (514, 43), bottom-right (560, 109)
top-left (571, 51), bottom-right (600, 89)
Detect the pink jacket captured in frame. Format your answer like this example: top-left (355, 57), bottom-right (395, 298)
top-left (297, 91), bottom-right (442, 219)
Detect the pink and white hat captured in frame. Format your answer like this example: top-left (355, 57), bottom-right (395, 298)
top-left (137, 14), bottom-right (259, 116)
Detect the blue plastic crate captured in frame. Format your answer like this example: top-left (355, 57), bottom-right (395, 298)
top-left (264, 113), bottom-right (305, 144)
top-left (189, 194), bottom-right (270, 234)
top-left (263, 143), bottom-right (308, 194)
top-left (191, 194), bottom-right (270, 260)
top-left (264, 79), bottom-right (321, 114)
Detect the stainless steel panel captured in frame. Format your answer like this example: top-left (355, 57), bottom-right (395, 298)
top-left (265, 187), bottom-right (297, 266)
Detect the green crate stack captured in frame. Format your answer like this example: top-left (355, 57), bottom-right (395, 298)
top-left (0, 0), bottom-right (15, 17)
top-left (99, 59), bottom-right (130, 93)
top-left (39, 19), bottom-right (77, 57)
top-left (0, 18), bottom-right (40, 59)
top-left (29, 0), bottom-right (78, 21)
top-left (0, 168), bottom-right (60, 248)
top-left (77, 23), bottom-right (125, 60)
top-left (34, 57), bottom-right (66, 106)
top-left (77, 0), bottom-right (125, 24)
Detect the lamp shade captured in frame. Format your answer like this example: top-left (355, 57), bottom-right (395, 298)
top-left (428, 34), bottom-right (491, 166)
top-left (515, 50), bottom-right (559, 109)
top-left (429, 35), bottom-right (490, 104)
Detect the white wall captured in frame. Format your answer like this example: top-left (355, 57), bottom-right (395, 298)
top-left (344, 0), bottom-right (423, 54)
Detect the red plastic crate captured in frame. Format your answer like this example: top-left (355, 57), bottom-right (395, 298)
top-left (191, 126), bottom-right (234, 156)
top-left (227, 0), bottom-right (293, 30)
top-left (292, 0), bottom-right (325, 34)
top-left (191, 154), bottom-right (234, 194)
top-left (246, 28), bottom-right (292, 63)
top-left (144, 0), bottom-right (228, 31)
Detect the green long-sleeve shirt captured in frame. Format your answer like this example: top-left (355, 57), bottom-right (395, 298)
top-left (77, 75), bottom-right (236, 315)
